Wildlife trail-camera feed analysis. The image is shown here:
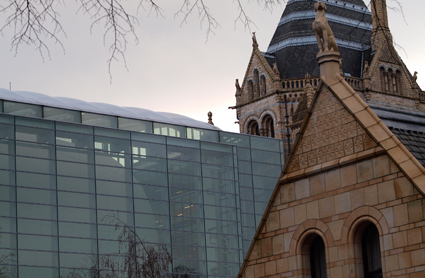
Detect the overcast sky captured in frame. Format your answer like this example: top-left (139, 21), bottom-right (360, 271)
top-left (0, 0), bottom-right (424, 133)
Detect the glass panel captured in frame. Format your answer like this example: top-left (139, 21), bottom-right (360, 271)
top-left (16, 157), bottom-right (55, 174)
top-left (172, 244), bottom-right (206, 261)
top-left (18, 234), bottom-right (58, 251)
top-left (168, 161), bottom-right (201, 176)
top-left (96, 165), bottom-right (131, 182)
top-left (0, 123), bottom-right (14, 139)
top-left (201, 149), bottom-right (233, 167)
top-left (4, 101), bottom-right (42, 118)
top-left (153, 123), bottom-right (186, 138)
top-left (16, 172), bottom-right (55, 189)
top-left (58, 192), bottom-right (96, 208)
top-left (82, 112), bottom-right (117, 128)
top-left (16, 125), bottom-right (54, 144)
top-left (97, 180), bottom-right (132, 197)
top-left (202, 178), bottom-right (235, 194)
top-left (219, 132), bottom-right (250, 148)
top-left (95, 127), bottom-right (130, 139)
top-left (19, 266), bottom-right (59, 277)
top-left (17, 188), bottom-right (56, 205)
top-left (118, 118), bottom-right (153, 133)
top-left (95, 151), bottom-right (130, 168)
top-left (252, 163), bottom-right (282, 177)
top-left (16, 117), bottom-right (54, 129)
top-left (18, 219), bottom-right (57, 235)
top-left (59, 222), bottom-right (97, 238)
top-left (0, 140), bottom-right (14, 155)
top-left (0, 170), bottom-right (15, 186)
top-left (97, 195), bottom-right (133, 211)
top-left (57, 146), bottom-right (94, 163)
top-left (170, 190), bottom-right (202, 204)
top-left (168, 146), bottom-right (200, 162)
top-left (134, 214), bottom-right (170, 230)
top-left (251, 149), bottom-right (281, 164)
top-left (43, 107), bottom-right (81, 123)
top-left (0, 216), bottom-right (16, 233)
top-left (57, 161), bottom-right (94, 179)
top-left (16, 142), bottom-right (55, 159)
top-left (59, 237), bottom-right (97, 253)
top-left (204, 206), bottom-right (237, 222)
top-left (205, 234), bottom-right (238, 248)
top-left (171, 217), bottom-right (204, 232)
top-left (0, 201), bottom-right (16, 217)
top-left (17, 203), bottom-right (57, 220)
top-left (250, 136), bottom-right (280, 151)
top-left (59, 252), bottom-right (96, 269)
top-left (169, 174), bottom-right (202, 190)
top-left (241, 200), bottom-right (255, 214)
top-left (56, 122), bottom-right (93, 134)
top-left (58, 207), bottom-right (96, 223)
top-left (0, 155), bottom-right (14, 170)
top-left (131, 132), bottom-right (165, 144)
top-left (252, 176), bottom-right (278, 191)
top-left (167, 137), bottom-right (199, 148)
top-left (133, 155), bottom-right (167, 172)
top-left (57, 176), bottom-right (95, 193)
top-left (56, 131), bottom-right (93, 149)
top-left (206, 247), bottom-right (240, 263)
top-left (254, 202), bottom-right (268, 216)
top-left (134, 199), bottom-right (169, 215)
top-left (133, 184), bottom-right (168, 201)
top-left (207, 261), bottom-right (240, 277)
top-left (203, 191), bottom-right (236, 207)
top-left (173, 259), bottom-right (206, 276)
top-left (237, 148), bottom-right (251, 160)
top-left (187, 128), bottom-right (218, 142)
top-left (18, 251), bottom-right (58, 267)
top-left (95, 136), bottom-right (131, 154)
top-left (0, 233), bottom-right (16, 249)
top-left (132, 141), bottom-right (166, 157)
top-left (135, 227), bottom-right (171, 244)
top-left (202, 165), bottom-right (234, 180)
top-left (238, 161), bottom-right (252, 174)
top-left (133, 169), bottom-right (168, 186)
top-left (205, 220), bottom-right (238, 235)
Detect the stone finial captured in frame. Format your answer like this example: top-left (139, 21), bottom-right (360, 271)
top-left (363, 61), bottom-right (370, 77)
top-left (273, 63), bottom-right (280, 76)
top-left (252, 32), bottom-right (258, 48)
top-left (339, 58), bottom-right (343, 76)
top-left (305, 73), bottom-right (311, 83)
top-left (208, 111), bottom-right (214, 125)
top-left (304, 77), bottom-right (315, 108)
top-left (312, 1), bottom-right (338, 53)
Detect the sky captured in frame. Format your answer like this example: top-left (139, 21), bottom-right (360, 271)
top-left (0, 0), bottom-right (424, 133)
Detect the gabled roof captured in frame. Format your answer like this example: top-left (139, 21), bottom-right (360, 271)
top-left (266, 0), bottom-right (372, 78)
top-left (237, 53), bottom-right (425, 278)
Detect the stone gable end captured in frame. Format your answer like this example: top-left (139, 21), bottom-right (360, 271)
top-left (238, 78), bottom-right (425, 278)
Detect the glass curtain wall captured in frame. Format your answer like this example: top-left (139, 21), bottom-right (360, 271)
top-left (0, 114), bottom-right (284, 278)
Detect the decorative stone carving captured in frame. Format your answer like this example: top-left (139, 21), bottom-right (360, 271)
top-left (412, 71), bottom-right (418, 87)
top-left (207, 111), bottom-right (214, 125)
top-left (312, 1), bottom-right (338, 53)
top-left (252, 32), bottom-right (258, 48)
top-left (272, 63), bottom-right (280, 76)
top-left (363, 61), bottom-right (369, 77)
top-left (235, 79), bottom-right (241, 96)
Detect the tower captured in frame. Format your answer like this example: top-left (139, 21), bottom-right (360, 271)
top-left (231, 0), bottom-right (424, 155)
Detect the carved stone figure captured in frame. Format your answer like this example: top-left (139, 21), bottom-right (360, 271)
top-left (272, 63), bottom-right (280, 76)
top-left (235, 79), bottom-right (241, 91)
top-left (412, 71), bottom-right (418, 84)
top-left (363, 61), bottom-right (369, 76)
top-left (312, 1), bottom-right (338, 53)
top-left (207, 111), bottom-right (214, 125)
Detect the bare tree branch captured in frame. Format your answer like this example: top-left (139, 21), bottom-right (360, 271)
top-left (0, 0), bottom-right (65, 59)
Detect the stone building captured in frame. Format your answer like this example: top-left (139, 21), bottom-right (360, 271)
top-left (231, 0), bottom-right (424, 155)
top-left (235, 0), bottom-right (425, 277)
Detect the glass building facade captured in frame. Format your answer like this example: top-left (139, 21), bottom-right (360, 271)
top-left (0, 91), bottom-right (285, 278)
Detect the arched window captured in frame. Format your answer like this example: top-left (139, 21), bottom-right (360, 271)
top-left (361, 224), bottom-right (382, 278)
top-left (310, 236), bottom-right (327, 278)
top-left (260, 75), bottom-right (266, 95)
top-left (248, 80), bottom-right (254, 101)
top-left (253, 69), bottom-right (260, 98)
top-left (247, 120), bottom-right (259, 135)
top-left (262, 115), bottom-right (274, 138)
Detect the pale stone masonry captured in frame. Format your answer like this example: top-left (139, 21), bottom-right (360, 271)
top-left (236, 7), bottom-right (425, 275)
